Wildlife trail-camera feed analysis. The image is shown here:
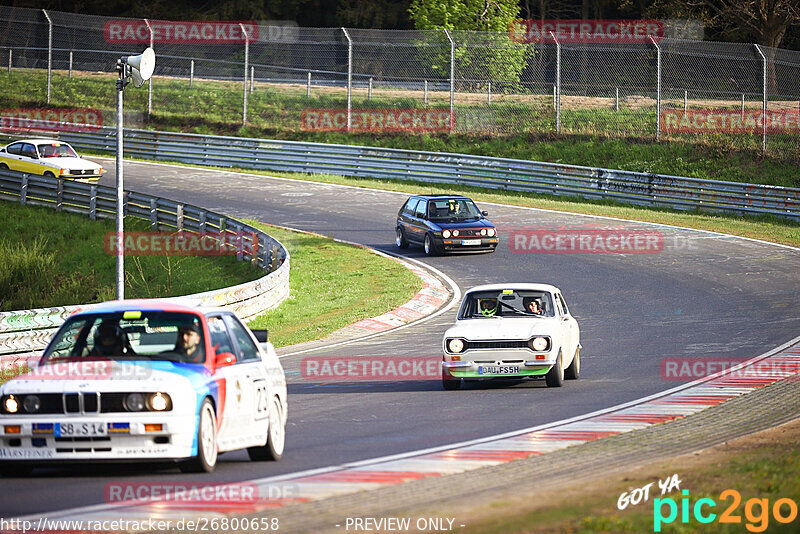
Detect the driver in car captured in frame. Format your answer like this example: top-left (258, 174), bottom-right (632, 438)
top-left (174, 323), bottom-right (204, 362)
top-left (479, 298), bottom-right (499, 316)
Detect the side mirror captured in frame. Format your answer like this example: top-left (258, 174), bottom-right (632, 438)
top-left (251, 329), bottom-right (269, 343)
top-left (215, 351), bottom-right (236, 368)
top-left (482, 211), bottom-right (489, 216)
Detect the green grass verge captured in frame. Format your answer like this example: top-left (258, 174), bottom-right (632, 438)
top-left (1, 70), bottom-right (798, 187)
top-left (459, 420), bottom-right (800, 533)
top-left (0, 201), bottom-right (262, 311)
top-left (244, 222), bottom-right (422, 348)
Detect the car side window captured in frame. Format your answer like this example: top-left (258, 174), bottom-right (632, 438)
top-left (554, 295), bottom-right (565, 316)
top-left (224, 316), bottom-right (260, 362)
top-left (402, 198), bottom-right (418, 216)
top-left (207, 316), bottom-right (235, 360)
top-left (6, 143), bottom-right (23, 156)
top-left (414, 200), bottom-right (426, 218)
top-left (557, 294), bottom-right (570, 315)
top-left (21, 143), bottom-right (37, 159)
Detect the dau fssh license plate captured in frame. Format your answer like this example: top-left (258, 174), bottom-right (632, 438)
top-left (55, 422), bottom-right (107, 437)
top-left (461, 239), bottom-right (481, 246)
top-left (478, 365), bottom-right (519, 375)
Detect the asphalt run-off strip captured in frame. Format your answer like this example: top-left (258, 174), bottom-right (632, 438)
top-left (22, 334), bottom-right (800, 531)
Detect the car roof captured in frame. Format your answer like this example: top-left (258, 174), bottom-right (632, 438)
top-left (411, 195), bottom-right (472, 201)
top-left (70, 299), bottom-right (228, 318)
top-left (5, 138), bottom-right (71, 146)
top-left (464, 283), bottom-right (562, 294)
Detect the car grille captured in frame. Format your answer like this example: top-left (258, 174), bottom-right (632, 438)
top-left (450, 228), bottom-right (484, 237)
top-left (467, 340), bottom-right (531, 350)
top-left (68, 169), bottom-right (97, 175)
top-left (2, 392), bottom-right (140, 414)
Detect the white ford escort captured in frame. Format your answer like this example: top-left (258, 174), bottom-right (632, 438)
top-left (441, 283), bottom-right (581, 390)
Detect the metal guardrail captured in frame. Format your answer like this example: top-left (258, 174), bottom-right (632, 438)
top-left (12, 126), bottom-right (798, 220)
top-left (0, 171), bottom-right (291, 365)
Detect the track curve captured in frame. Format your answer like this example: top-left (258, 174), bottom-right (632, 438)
top-left (3, 158), bottom-right (799, 518)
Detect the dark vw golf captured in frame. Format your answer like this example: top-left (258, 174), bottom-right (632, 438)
top-left (396, 195), bottom-right (498, 255)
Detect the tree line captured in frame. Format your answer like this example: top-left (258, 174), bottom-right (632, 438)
top-left (2, 0), bottom-right (798, 50)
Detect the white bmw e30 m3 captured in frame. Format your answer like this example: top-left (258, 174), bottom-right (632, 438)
top-left (441, 283), bottom-right (581, 390)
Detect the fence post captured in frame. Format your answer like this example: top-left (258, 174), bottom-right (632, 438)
top-left (149, 198), bottom-right (158, 229)
top-left (342, 28), bottom-right (352, 132)
top-left (444, 29), bottom-right (455, 133)
top-left (754, 44), bottom-right (767, 154)
top-left (684, 90), bottom-right (687, 112)
top-left (68, 50), bottom-right (73, 78)
top-left (250, 65), bottom-right (254, 94)
top-left (307, 72), bottom-right (311, 98)
top-left (20, 174), bottom-right (28, 205)
top-left (741, 93), bottom-right (745, 119)
top-left (240, 23), bottom-right (249, 126)
top-left (189, 59), bottom-right (194, 87)
top-left (615, 87), bottom-right (619, 111)
top-left (89, 185), bottom-right (97, 220)
top-left (42, 9), bottom-right (52, 104)
top-left (368, 77), bottom-right (372, 101)
top-left (488, 81), bottom-right (491, 105)
top-left (424, 80), bottom-right (428, 106)
top-left (144, 19), bottom-right (154, 119)
top-left (176, 204), bottom-right (184, 231)
top-left (650, 36), bottom-right (661, 140)
top-left (56, 178), bottom-right (63, 212)
top-left (7, 49), bottom-right (11, 74)
top-left (550, 32), bottom-right (560, 134)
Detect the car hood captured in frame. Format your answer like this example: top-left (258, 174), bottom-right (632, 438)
top-left (431, 219), bottom-right (493, 229)
top-left (45, 157), bottom-right (101, 170)
top-left (1, 360), bottom-right (208, 394)
top-left (444, 317), bottom-right (559, 341)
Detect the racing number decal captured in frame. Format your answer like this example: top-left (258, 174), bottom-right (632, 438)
top-left (253, 378), bottom-right (269, 421)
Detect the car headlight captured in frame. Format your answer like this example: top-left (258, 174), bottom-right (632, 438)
top-left (442, 230), bottom-right (451, 238)
top-left (149, 392), bottom-right (169, 411)
top-left (447, 338), bottom-right (465, 353)
top-left (124, 393), bottom-right (146, 412)
top-left (530, 337), bottom-right (549, 351)
top-left (452, 230), bottom-right (459, 237)
top-left (480, 229), bottom-right (487, 236)
top-left (4, 395), bottom-right (18, 414)
top-left (488, 228), bottom-right (496, 237)
top-left (23, 395), bottom-right (40, 413)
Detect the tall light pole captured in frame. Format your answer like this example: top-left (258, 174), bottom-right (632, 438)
top-left (115, 47), bottom-right (155, 300)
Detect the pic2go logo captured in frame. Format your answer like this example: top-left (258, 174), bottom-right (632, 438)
top-left (654, 489), bottom-right (798, 532)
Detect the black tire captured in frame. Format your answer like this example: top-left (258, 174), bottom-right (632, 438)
top-left (247, 395), bottom-right (285, 461)
top-left (396, 227), bottom-right (409, 249)
top-left (179, 398), bottom-right (218, 473)
top-left (0, 463), bottom-right (33, 477)
top-left (0, 163), bottom-right (8, 170)
top-left (442, 368), bottom-right (461, 390)
top-left (43, 171), bottom-right (56, 178)
top-left (424, 233), bottom-right (439, 256)
top-left (545, 350), bottom-right (564, 387)
top-left (565, 346), bottom-right (581, 380)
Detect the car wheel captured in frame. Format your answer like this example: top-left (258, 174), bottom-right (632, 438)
top-left (424, 233), bottom-right (439, 256)
top-left (179, 398), bottom-right (218, 473)
top-left (565, 346), bottom-right (580, 380)
top-left (43, 171), bottom-right (56, 178)
top-left (0, 463), bottom-right (33, 477)
top-left (545, 350), bottom-right (564, 387)
top-left (247, 395), bottom-right (285, 461)
top-left (396, 227), bottom-right (409, 249)
top-left (0, 163), bottom-right (8, 170)
top-left (442, 368), bottom-right (461, 390)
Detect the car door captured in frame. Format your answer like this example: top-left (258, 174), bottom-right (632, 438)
top-left (555, 293), bottom-right (578, 364)
top-left (207, 315), bottom-right (254, 450)
top-left (408, 199), bottom-right (429, 243)
top-left (18, 143), bottom-right (42, 174)
top-left (223, 314), bottom-right (271, 447)
top-left (1, 142), bottom-right (26, 172)
top-left (398, 198), bottom-right (418, 241)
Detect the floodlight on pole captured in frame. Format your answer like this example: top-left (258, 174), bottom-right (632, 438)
top-left (115, 47), bottom-right (155, 300)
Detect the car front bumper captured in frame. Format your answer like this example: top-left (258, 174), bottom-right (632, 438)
top-left (438, 236), bottom-right (498, 252)
top-left (442, 355), bottom-right (555, 379)
top-left (0, 412), bottom-right (197, 463)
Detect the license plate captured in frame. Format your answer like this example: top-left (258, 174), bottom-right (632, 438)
top-left (461, 239), bottom-right (481, 246)
top-left (478, 365), bottom-right (519, 375)
top-left (55, 422), bottom-right (107, 437)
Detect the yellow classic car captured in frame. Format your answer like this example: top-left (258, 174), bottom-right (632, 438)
top-left (0, 138), bottom-right (103, 182)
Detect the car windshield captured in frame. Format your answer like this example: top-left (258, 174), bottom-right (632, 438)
top-left (40, 311), bottom-right (206, 364)
top-left (459, 290), bottom-right (555, 319)
top-left (427, 198), bottom-right (482, 221)
top-left (37, 143), bottom-right (78, 158)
